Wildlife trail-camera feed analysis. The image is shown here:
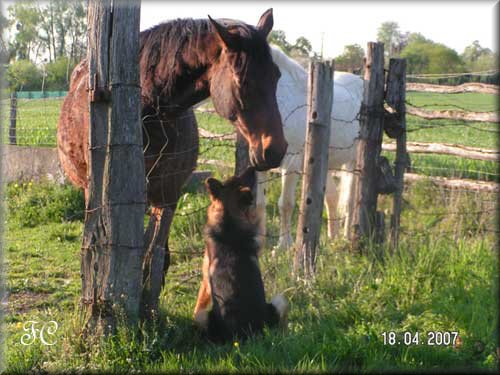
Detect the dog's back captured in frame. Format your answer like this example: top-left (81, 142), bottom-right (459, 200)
top-left (207, 239), bottom-right (279, 342)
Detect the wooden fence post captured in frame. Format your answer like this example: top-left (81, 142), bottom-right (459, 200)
top-left (385, 58), bottom-right (407, 249)
top-left (349, 42), bottom-right (385, 251)
top-left (294, 60), bottom-right (334, 278)
top-left (82, 0), bottom-right (145, 329)
top-left (9, 92), bottom-right (17, 145)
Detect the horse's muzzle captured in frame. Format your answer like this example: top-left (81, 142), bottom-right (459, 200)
top-left (250, 142), bottom-right (287, 171)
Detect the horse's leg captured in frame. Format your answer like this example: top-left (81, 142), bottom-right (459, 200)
top-left (141, 204), bottom-right (176, 317)
top-left (324, 172), bottom-right (340, 239)
top-left (161, 205), bottom-right (177, 280)
top-left (339, 165), bottom-right (355, 239)
top-left (193, 249), bottom-right (211, 317)
top-left (277, 169), bottom-right (299, 250)
top-left (255, 171), bottom-right (267, 253)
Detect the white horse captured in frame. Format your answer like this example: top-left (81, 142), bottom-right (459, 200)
top-left (255, 46), bottom-right (363, 249)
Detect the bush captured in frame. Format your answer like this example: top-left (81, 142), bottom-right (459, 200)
top-left (6, 180), bottom-right (85, 227)
top-left (44, 57), bottom-right (76, 91)
top-left (6, 59), bottom-right (42, 91)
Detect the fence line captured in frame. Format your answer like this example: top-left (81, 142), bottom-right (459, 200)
top-left (382, 141), bottom-right (499, 162)
top-left (407, 82), bottom-right (498, 95)
top-left (404, 173), bottom-right (499, 193)
top-left (3, 66), bottom-right (498, 252)
top-left (406, 69), bottom-right (500, 78)
top-left (406, 105), bottom-right (499, 123)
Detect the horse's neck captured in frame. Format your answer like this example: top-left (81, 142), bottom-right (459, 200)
top-left (276, 69), bottom-right (307, 119)
top-left (272, 49), bottom-right (308, 115)
top-left (145, 33), bottom-right (219, 116)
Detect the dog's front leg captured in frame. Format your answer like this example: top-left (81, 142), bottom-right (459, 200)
top-left (193, 249), bottom-right (212, 317)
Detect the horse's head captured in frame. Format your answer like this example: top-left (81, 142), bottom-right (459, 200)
top-left (208, 9), bottom-right (287, 171)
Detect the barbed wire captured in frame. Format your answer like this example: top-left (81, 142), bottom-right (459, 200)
top-left (3, 83), bottom-right (497, 256)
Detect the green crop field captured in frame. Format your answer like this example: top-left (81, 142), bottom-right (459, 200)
top-left (2, 90), bottom-right (498, 372)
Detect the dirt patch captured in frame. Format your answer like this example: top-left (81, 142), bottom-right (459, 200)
top-left (5, 291), bottom-right (51, 314)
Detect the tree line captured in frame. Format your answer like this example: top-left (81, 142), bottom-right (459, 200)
top-left (2, 5), bottom-right (498, 92)
top-left (2, 0), bottom-right (86, 91)
top-left (270, 21), bottom-right (498, 84)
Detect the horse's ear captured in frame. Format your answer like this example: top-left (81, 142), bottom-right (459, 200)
top-left (205, 178), bottom-right (223, 199)
top-left (256, 8), bottom-right (273, 38)
top-left (238, 167), bottom-right (256, 189)
top-left (208, 15), bottom-right (240, 50)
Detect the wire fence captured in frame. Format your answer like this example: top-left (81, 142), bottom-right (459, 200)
top-left (2, 69), bottom-right (499, 262)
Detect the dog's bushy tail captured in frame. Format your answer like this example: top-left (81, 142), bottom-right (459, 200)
top-left (267, 294), bottom-right (289, 328)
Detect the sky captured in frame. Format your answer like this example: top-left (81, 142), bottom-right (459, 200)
top-left (138, 1), bottom-right (499, 58)
top-left (2, 1), bottom-right (498, 59)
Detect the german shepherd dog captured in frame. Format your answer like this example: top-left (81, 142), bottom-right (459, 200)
top-left (194, 167), bottom-right (288, 343)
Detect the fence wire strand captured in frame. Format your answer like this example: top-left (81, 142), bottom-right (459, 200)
top-left (3, 78), bottom-right (498, 262)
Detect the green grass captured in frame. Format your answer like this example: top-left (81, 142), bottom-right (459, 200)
top-left (406, 91), bottom-right (498, 112)
top-left (2, 92), bottom-right (498, 182)
top-left (3, 175), bottom-right (497, 372)
top-left (3, 90), bottom-right (499, 372)
top-left (2, 98), bottom-right (63, 146)
top-left (391, 91), bottom-right (499, 182)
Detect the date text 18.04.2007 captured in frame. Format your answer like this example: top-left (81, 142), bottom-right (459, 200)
top-left (381, 331), bottom-right (460, 346)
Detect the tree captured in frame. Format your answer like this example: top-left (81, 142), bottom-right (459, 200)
top-left (401, 39), bottom-right (465, 74)
top-left (376, 21), bottom-right (402, 58)
top-left (407, 32), bottom-right (431, 45)
top-left (0, 13), bottom-right (11, 62)
top-left (7, 0), bottom-right (42, 61)
top-left (399, 42), bottom-right (429, 74)
top-left (461, 40), bottom-right (498, 72)
top-left (335, 44), bottom-right (365, 72)
top-left (292, 36), bottom-right (312, 57)
top-left (39, 0), bottom-right (56, 62)
top-left (268, 29), bottom-right (292, 54)
top-left (6, 59), bottom-right (42, 90)
top-left (65, 1), bottom-right (86, 62)
top-left (44, 56), bottom-right (77, 90)
top-left (8, 0), bottom-right (87, 64)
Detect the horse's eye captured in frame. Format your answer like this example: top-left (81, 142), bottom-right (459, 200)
top-left (228, 113), bottom-right (237, 122)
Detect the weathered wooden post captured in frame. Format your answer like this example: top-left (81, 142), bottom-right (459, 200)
top-left (349, 42), bottom-right (385, 251)
top-left (294, 60), bottom-right (334, 278)
top-left (9, 92), bottom-right (17, 145)
top-left (82, 0), bottom-right (145, 329)
top-left (385, 58), bottom-right (407, 249)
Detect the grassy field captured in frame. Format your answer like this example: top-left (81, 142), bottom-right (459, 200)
top-left (2, 91), bottom-right (498, 181)
top-left (2, 90), bottom-right (499, 372)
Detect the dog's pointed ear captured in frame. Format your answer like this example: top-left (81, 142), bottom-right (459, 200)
top-left (256, 8), bottom-right (273, 38)
top-left (208, 15), bottom-right (240, 50)
top-left (205, 178), bottom-right (223, 199)
top-left (238, 166), bottom-right (256, 189)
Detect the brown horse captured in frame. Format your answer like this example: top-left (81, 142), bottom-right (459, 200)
top-left (57, 9), bottom-right (286, 289)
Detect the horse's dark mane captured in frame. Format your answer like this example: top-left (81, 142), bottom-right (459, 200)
top-left (140, 18), bottom-right (210, 99)
top-left (139, 17), bottom-right (271, 102)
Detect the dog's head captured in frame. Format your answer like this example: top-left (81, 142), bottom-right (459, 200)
top-left (205, 167), bottom-right (258, 230)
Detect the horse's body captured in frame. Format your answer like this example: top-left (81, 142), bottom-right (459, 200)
top-left (58, 11), bottom-right (286, 279)
top-left (256, 46), bottom-right (363, 249)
